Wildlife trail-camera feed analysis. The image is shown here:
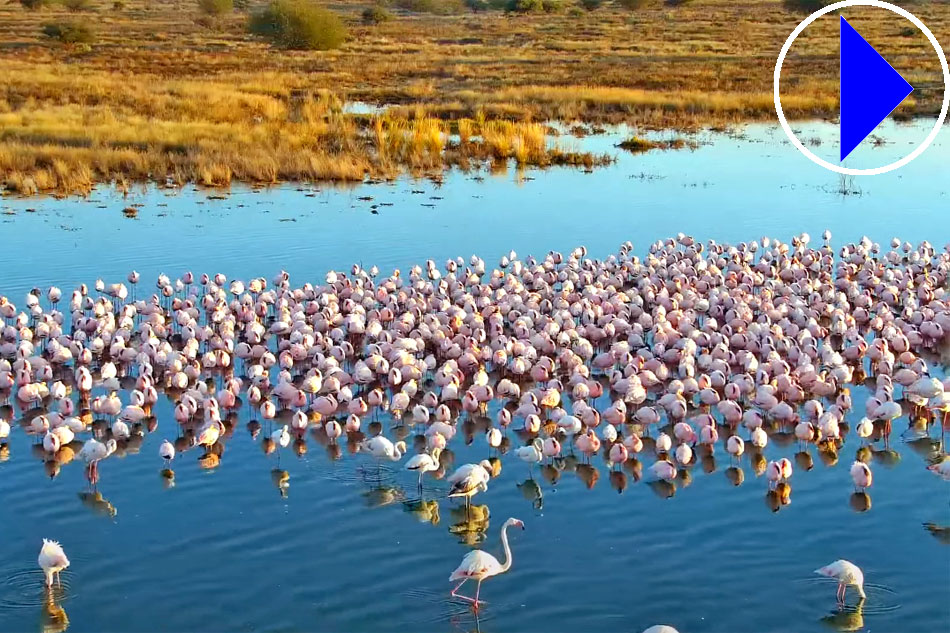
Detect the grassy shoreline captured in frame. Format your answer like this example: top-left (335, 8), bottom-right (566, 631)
top-left (1, 0), bottom-right (946, 195)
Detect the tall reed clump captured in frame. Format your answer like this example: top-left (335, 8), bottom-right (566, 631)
top-left (410, 118), bottom-right (445, 166)
top-left (481, 121), bottom-right (546, 164)
top-left (457, 118), bottom-right (474, 145)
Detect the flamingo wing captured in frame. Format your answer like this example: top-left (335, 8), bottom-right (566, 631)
top-left (449, 550), bottom-right (499, 581)
top-left (405, 453), bottom-right (432, 471)
top-left (448, 472), bottom-right (479, 497)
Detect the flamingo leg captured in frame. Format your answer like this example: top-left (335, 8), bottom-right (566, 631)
top-left (451, 579), bottom-right (476, 603)
top-left (472, 579), bottom-right (485, 610)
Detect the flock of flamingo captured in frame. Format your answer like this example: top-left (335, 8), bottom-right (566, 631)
top-left (3, 230), bottom-right (950, 629)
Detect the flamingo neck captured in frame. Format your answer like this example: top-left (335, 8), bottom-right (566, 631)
top-left (499, 522), bottom-right (514, 573)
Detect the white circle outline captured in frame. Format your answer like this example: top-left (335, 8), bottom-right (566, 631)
top-left (774, 0), bottom-right (949, 176)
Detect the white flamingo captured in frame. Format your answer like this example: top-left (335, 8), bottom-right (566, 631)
top-left (449, 517), bottom-right (524, 610)
top-left (405, 447), bottom-right (442, 491)
top-left (815, 560), bottom-right (866, 603)
top-left (38, 539), bottom-right (70, 587)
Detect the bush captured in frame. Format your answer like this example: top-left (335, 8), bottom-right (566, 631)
top-left (506, 0), bottom-right (542, 12)
top-left (395, 0), bottom-right (463, 13)
top-left (580, 0), bottom-right (601, 9)
top-left (465, 0), bottom-right (489, 11)
top-left (20, 0), bottom-right (46, 9)
top-left (199, 0), bottom-right (234, 13)
top-left (42, 21), bottom-right (95, 43)
top-left (781, 0), bottom-right (828, 10)
top-left (112, 0), bottom-right (125, 9)
top-left (249, 0), bottom-right (347, 50)
top-left (199, 0), bottom-right (233, 14)
top-left (63, 0), bottom-right (93, 11)
top-left (541, 0), bottom-right (562, 11)
top-left (566, 4), bottom-right (582, 15)
top-left (362, 5), bottom-right (391, 23)
top-left (616, 0), bottom-right (651, 8)
top-left (663, 0), bottom-right (691, 5)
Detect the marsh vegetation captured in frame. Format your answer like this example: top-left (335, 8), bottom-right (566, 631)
top-left (0, 0), bottom-right (946, 194)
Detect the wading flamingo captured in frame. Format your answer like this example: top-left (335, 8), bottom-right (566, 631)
top-left (405, 447), bottom-right (442, 491)
top-left (449, 517), bottom-right (525, 610)
top-left (815, 560), bottom-right (866, 603)
top-left (38, 539), bottom-right (69, 587)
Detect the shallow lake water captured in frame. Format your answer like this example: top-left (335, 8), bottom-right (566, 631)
top-left (0, 119), bottom-right (949, 633)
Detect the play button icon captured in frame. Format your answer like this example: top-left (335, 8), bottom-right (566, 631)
top-left (839, 16), bottom-right (914, 161)
top-left (774, 0), bottom-right (950, 176)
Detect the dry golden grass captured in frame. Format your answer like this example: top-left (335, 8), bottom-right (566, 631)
top-left (0, 0), bottom-right (946, 194)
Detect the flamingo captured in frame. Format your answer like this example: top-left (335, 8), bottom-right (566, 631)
top-left (608, 442), bottom-right (628, 470)
top-left (449, 517), bottom-right (524, 610)
top-left (649, 459), bottom-right (676, 482)
top-left (927, 458), bottom-right (950, 479)
top-left (486, 428), bottom-right (502, 455)
top-left (726, 435), bottom-right (745, 462)
top-left (850, 461), bottom-right (873, 491)
top-left (405, 447), bottom-right (442, 491)
top-left (815, 560), bottom-right (866, 603)
top-left (360, 436), bottom-right (406, 478)
top-left (78, 438), bottom-right (117, 481)
top-left (447, 460), bottom-right (491, 508)
top-left (514, 438), bottom-right (543, 474)
top-left (159, 439), bottom-right (175, 466)
top-left (325, 419), bottom-right (343, 444)
top-left (38, 539), bottom-right (69, 587)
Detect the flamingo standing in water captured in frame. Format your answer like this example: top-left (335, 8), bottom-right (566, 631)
top-left (360, 436), bottom-right (406, 479)
top-left (159, 439), bottom-right (175, 466)
top-left (815, 560), bottom-right (866, 603)
top-left (78, 438), bottom-right (117, 481)
top-left (850, 461), bottom-right (872, 491)
top-left (449, 517), bottom-right (525, 610)
top-left (447, 460), bottom-right (491, 508)
top-left (486, 428), bottom-right (502, 456)
top-left (405, 447), bottom-right (441, 491)
top-left (38, 539), bottom-right (70, 587)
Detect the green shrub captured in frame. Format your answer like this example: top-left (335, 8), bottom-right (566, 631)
top-left (566, 4), bottom-right (582, 15)
top-left (395, 0), bottom-right (463, 13)
top-left (781, 0), bottom-right (827, 10)
top-left (112, 0), bottom-right (125, 9)
top-left (541, 0), bottom-right (562, 11)
top-left (616, 0), bottom-right (651, 8)
top-left (580, 0), bottom-right (601, 9)
top-left (249, 0), bottom-right (348, 50)
top-left (42, 21), bottom-right (95, 43)
top-left (20, 0), bottom-right (46, 9)
top-left (663, 0), bottom-right (691, 5)
top-left (362, 5), bottom-right (391, 23)
top-left (199, 0), bottom-right (233, 14)
top-left (63, 0), bottom-right (93, 11)
top-left (506, 0), bottom-right (542, 12)
top-left (465, 0), bottom-right (489, 11)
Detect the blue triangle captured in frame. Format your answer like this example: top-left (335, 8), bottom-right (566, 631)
top-left (840, 16), bottom-right (913, 161)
